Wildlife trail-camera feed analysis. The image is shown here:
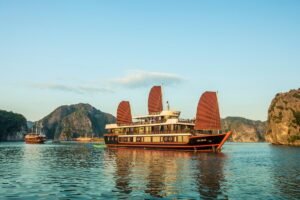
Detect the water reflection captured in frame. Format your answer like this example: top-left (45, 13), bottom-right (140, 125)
top-left (144, 151), bottom-right (167, 198)
top-left (114, 149), bottom-right (133, 195)
top-left (270, 145), bottom-right (300, 199)
top-left (195, 153), bottom-right (227, 199)
top-left (106, 148), bottom-right (227, 199)
top-left (2, 142), bottom-right (300, 199)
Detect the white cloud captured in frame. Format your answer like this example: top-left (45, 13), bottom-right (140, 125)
top-left (30, 70), bottom-right (184, 94)
top-left (32, 83), bottom-right (113, 94)
top-left (112, 70), bottom-right (184, 88)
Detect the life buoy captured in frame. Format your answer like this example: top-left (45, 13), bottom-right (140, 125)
top-left (168, 136), bottom-right (173, 142)
top-left (136, 137), bottom-right (141, 142)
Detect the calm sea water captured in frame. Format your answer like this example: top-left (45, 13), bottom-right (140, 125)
top-left (0, 142), bottom-right (299, 200)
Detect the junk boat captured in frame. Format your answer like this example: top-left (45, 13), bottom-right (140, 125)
top-left (25, 134), bottom-right (46, 144)
top-left (104, 86), bottom-right (231, 152)
top-left (25, 123), bottom-right (46, 144)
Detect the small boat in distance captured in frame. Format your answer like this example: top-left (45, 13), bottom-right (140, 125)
top-left (74, 137), bottom-right (92, 142)
top-left (104, 86), bottom-right (232, 152)
top-left (73, 133), bottom-right (104, 142)
top-left (25, 134), bottom-right (47, 144)
top-left (74, 137), bottom-right (104, 142)
top-left (25, 123), bottom-right (46, 144)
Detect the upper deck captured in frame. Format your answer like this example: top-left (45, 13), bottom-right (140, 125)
top-left (105, 110), bottom-right (195, 129)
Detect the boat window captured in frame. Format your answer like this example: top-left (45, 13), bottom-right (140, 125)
top-left (179, 125), bottom-right (183, 131)
top-left (136, 137), bottom-right (142, 142)
top-left (119, 137), bottom-right (127, 142)
top-left (151, 126), bottom-right (155, 133)
top-left (160, 126), bottom-right (164, 132)
top-left (139, 127), bottom-right (144, 134)
top-left (152, 136), bottom-right (160, 142)
top-left (144, 137), bottom-right (151, 142)
top-left (154, 126), bottom-right (160, 133)
top-left (177, 136), bottom-right (182, 142)
top-left (163, 136), bottom-right (168, 142)
top-left (183, 136), bottom-right (189, 143)
top-left (146, 126), bottom-right (151, 133)
top-left (174, 125), bottom-right (178, 131)
top-left (168, 136), bottom-right (174, 142)
top-left (168, 125), bottom-right (172, 132)
top-left (134, 127), bottom-right (139, 134)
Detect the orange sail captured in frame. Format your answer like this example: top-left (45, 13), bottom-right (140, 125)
top-left (148, 86), bottom-right (163, 114)
top-left (194, 91), bottom-right (221, 130)
top-left (117, 101), bottom-right (132, 125)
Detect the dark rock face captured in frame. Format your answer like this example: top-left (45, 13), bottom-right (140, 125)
top-left (38, 103), bottom-right (115, 141)
top-left (222, 117), bottom-right (266, 142)
top-left (265, 89), bottom-right (300, 146)
top-left (0, 110), bottom-right (27, 141)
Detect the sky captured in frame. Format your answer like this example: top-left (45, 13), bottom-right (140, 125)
top-left (0, 0), bottom-right (299, 121)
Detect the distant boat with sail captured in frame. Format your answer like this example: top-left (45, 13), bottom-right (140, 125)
top-left (104, 86), bottom-right (231, 152)
top-left (25, 122), bottom-right (46, 144)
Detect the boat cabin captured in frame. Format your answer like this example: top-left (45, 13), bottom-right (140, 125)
top-left (106, 110), bottom-right (195, 136)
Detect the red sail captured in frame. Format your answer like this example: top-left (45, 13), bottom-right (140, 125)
top-left (148, 86), bottom-right (163, 114)
top-left (194, 91), bottom-right (221, 130)
top-left (117, 101), bottom-right (132, 125)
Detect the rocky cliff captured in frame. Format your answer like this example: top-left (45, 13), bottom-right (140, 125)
top-left (222, 117), bottom-right (266, 142)
top-left (38, 103), bottom-right (115, 141)
top-left (265, 89), bottom-right (300, 146)
top-left (0, 110), bottom-right (27, 141)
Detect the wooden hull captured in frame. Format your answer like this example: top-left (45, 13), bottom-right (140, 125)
top-left (104, 131), bottom-right (232, 152)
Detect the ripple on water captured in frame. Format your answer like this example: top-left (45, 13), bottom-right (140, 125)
top-left (0, 142), bottom-right (300, 199)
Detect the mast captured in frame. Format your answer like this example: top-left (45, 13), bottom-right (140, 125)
top-left (161, 83), bottom-right (164, 111)
top-left (166, 101), bottom-right (170, 110)
top-left (40, 123), bottom-right (43, 136)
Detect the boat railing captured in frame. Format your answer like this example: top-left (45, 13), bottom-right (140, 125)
top-left (119, 119), bottom-right (167, 126)
top-left (118, 118), bottom-right (194, 126)
top-left (178, 119), bottom-right (195, 123)
top-left (118, 129), bottom-right (192, 135)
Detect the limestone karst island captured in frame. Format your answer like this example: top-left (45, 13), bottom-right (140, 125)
top-left (1, 88), bottom-right (299, 146)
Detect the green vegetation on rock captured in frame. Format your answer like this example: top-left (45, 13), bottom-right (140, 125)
top-left (288, 134), bottom-right (300, 143)
top-left (293, 111), bottom-right (300, 126)
top-left (293, 93), bottom-right (300, 99)
top-left (0, 110), bottom-right (27, 141)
